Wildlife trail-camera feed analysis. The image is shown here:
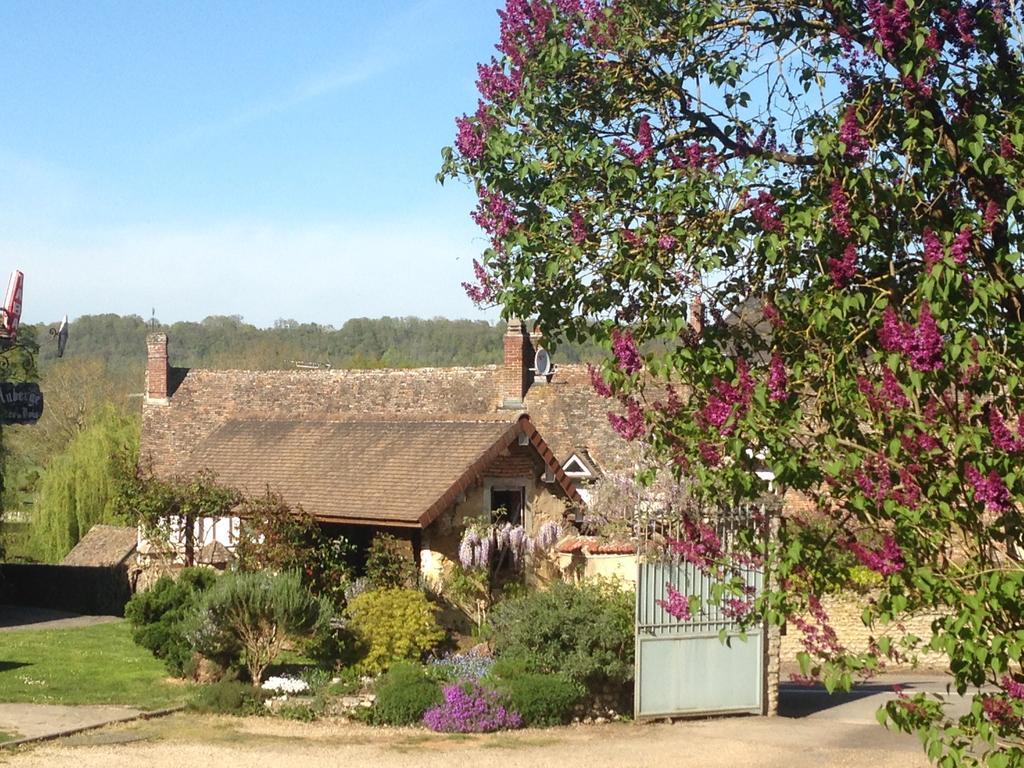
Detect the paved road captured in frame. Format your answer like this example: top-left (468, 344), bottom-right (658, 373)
top-left (0, 606), bottom-right (120, 632)
top-left (0, 704), bottom-right (144, 742)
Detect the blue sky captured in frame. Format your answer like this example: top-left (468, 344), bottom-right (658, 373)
top-left (0, 0), bottom-right (504, 327)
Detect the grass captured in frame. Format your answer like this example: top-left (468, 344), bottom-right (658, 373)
top-left (0, 620), bottom-right (189, 709)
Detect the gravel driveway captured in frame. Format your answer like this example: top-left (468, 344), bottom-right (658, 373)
top-left (0, 709), bottom-right (929, 768)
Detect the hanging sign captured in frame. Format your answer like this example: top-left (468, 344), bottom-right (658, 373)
top-left (0, 382), bottom-right (43, 424)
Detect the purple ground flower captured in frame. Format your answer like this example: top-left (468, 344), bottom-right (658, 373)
top-left (423, 682), bottom-right (522, 733)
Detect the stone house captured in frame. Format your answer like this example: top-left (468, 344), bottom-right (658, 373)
top-left (139, 320), bottom-right (627, 583)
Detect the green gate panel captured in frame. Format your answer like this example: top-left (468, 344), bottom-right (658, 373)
top-left (636, 633), bottom-right (763, 718)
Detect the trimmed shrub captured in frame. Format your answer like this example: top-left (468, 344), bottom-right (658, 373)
top-left (346, 588), bottom-right (445, 673)
top-left (371, 662), bottom-right (443, 726)
top-left (492, 672), bottom-right (582, 727)
top-left (124, 567), bottom-right (218, 676)
top-left (486, 580), bottom-right (634, 689)
top-left (423, 681), bottom-right (522, 733)
top-left (191, 570), bottom-right (330, 684)
top-left (187, 679), bottom-right (267, 715)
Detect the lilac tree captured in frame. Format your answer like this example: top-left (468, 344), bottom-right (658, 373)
top-left (442, 0), bottom-right (1024, 763)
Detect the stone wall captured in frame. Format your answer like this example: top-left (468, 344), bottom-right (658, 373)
top-left (779, 591), bottom-right (948, 670)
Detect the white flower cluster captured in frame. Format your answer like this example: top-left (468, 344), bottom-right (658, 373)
top-left (261, 675), bottom-right (309, 694)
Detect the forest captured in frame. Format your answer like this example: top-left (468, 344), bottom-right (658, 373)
top-left (0, 314), bottom-right (600, 562)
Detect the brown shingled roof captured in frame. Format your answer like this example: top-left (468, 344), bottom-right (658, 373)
top-left (61, 525), bottom-right (138, 567)
top-left (178, 414), bottom-right (579, 527)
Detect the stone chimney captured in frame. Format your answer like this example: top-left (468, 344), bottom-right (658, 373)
top-left (146, 332), bottom-right (169, 404)
top-left (501, 318), bottom-right (534, 409)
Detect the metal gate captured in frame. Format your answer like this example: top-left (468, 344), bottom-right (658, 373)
top-left (635, 507), bottom-right (766, 719)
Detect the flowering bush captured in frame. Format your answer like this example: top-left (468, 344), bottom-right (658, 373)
top-left (422, 682), bottom-right (522, 733)
top-left (428, 648), bottom-right (494, 682)
top-left (458, 519), bottom-right (563, 571)
top-left (261, 675), bottom-right (309, 695)
top-left (443, 0), bottom-right (1024, 762)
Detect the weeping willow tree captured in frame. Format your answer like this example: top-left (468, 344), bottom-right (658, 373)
top-left (31, 404), bottom-right (138, 562)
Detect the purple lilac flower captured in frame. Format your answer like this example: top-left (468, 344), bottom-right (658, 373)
top-left (830, 180), bottom-right (853, 239)
top-left (588, 364), bottom-right (613, 397)
top-left (987, 407), bottom-right (1024, 452)
top-left (615, 116), bottom-right (654, 165)
top-left (984, 200), bottom-right (1000, 233)
top-left (965, 464), bottom-right (1012, 512)
top-left (881, 367), bottom-right (910, 408)
top-left (839, 105), bottom-right (868, 161)
top-left (570, 209), bottom-right (588, 244)
top-left (656, 583), bottom-right (691, 620)
top-left (848, 535), bottom-right (905, 575)
top-left (993, 0), bottom-right (1006, 25)
top-left (922, 228), bottom-right (943, 269)
top-left (879, 306), bottom-right (908, 352)
top-left (1001, 136), bottom-right (1016, 159)
top-left (462, 259), bottom-right (500, 305)
top-left (699, 441), bottom-right (721, 466)
top-left (981, 696), bottom-right (1019, 728)
top-left (829, 243), bottom-right (858, 287)
top-left (471, 188), bottom-right (518, 240)
top-left (867, 0), bottom-right (911, 57)
top-left (658, 234), bottom-right (678, 251)
top-left (768, 353), bottom-right (789, 402)
top-left (906, 302), bottom-right (944, 371)
top-left (668, 519), bottom-right (723, 570)
top-left (611, 328), bottom-right (642, 373)
top-left (858, 375), bottom-right (884, 412)
top-left (951, 226), bottom-right (972, 263)
top-left (1001, 676), bottom-right (1024, 700)
top-left (608, 397), bottom-right (645, 440)
top-left (476, 59), bottom-right (522, 103)
top-left (455, 115), bottom-right (485, 159)
top-left (956, 6), bottom-right (976, 48)
top-left (722, 597), bottom-right (753, 620)
top-left (748, 190), bottom-right (784, 233)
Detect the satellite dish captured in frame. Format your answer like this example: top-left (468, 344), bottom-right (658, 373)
top-left (533, 347), bottom-right (554, 376)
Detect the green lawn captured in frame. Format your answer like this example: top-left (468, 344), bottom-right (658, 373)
top-left (0, 620), bottom-right (189, 709)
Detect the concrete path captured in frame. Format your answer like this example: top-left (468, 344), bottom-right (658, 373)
top-left (0, 606), bottom-right (121, 632)
top-left (0, 703), bottom-right (144, 742)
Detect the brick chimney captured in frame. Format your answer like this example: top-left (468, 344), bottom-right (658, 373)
top-left (146, 332), bottom-right (169, 403)
top-left (501, 318), bottom-right (534, 409)
top-left (689, 295), bottom-right (704, 336)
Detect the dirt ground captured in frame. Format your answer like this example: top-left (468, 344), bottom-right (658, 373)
top-left (0, 710), bottom-right (929, 768)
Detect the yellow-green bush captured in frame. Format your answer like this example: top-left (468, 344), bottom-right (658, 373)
top-left (346, 588), bottom-right (445, 673)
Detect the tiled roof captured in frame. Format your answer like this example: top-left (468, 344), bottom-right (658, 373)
top-left (61, 525), bottom-right (137, 567)
top-left (143, 363), bottom-right (636, 481)
top-left (177, 414), bottom-right (579, 527)
top-left (556, 536), bottom-right (637, 555)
